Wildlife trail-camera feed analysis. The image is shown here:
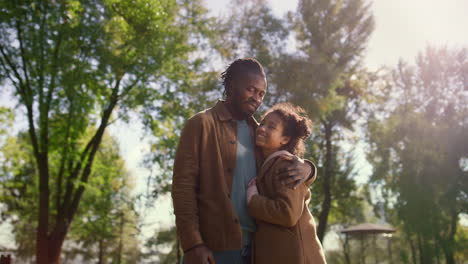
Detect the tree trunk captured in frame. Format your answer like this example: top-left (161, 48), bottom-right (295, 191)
top-left (408, 235), bottom-right (418, 264)
top-left (441, 210), bottom-right (457, 264)
top-left (117, 212), bottom-right (124, 264)
top-left (98, 239), bottom-right (104, 264)
top-left (47, 244), bottom-right (63, 264)
top-left (36, 155), bottom-right (50, 264)
top-left (49, 224), bottom-right (69, 264)
top-left (37, 223), bottom-right (68, 264)
top-left (417, 233), bottom-right (424, 264)
top-left (417, 232), bottom-right (435, 264)
top-left (317, 120), bottom-right (333, 242)
top-left (36, 236), bottom-right (65, 264)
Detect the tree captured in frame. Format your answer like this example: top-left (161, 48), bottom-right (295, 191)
top-left (365, 46), bottom-right (468, 264)
top-left (0, 131), bottom-right (140, 263)
top-left (215, 0), bottom-right (291, 108)
top-left (279, 0), bottom-right (375, 242)
top-left (0, 134), bottom-right (37, 260)
top-left (143, 226), bottom-right (179, 264)
top-left (0, 0), bottom-right (210, 262)
top-left (65, 134), bottom-right (141, 264)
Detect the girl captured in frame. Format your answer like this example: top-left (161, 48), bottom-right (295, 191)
top-left (247, 103), bottom-right (326, 264)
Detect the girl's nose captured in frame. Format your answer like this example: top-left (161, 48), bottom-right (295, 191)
top-left (257, 125), bottom-right (265, 133)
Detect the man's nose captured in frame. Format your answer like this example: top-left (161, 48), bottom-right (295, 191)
top-left (252, 93), bottom-right (262, 104)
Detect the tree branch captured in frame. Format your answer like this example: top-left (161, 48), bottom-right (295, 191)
top-left (15, 18), bottom-right (33, 99)
top-left (56, 97), bottom-right (75, 222)
top-left (0, 45), bottom-right (28, 104)
top-left (118, 77), bottom-right (140, 99)
top-left (0, 53), bottom-right (21, 90)
top-left (61, 75), bottom-right (123, 220)
top-left (37, 1), bottom-right (48, 94)
top-left (0, 45), bottom-right (41, 166)
top-left (67, 77), bottom-right (122, 221)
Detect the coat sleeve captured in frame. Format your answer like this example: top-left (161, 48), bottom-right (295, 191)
top-left (248, 161), bottom-right (307, 227)
top-left (171, 114), bottom-right (205, 251)
top-left (304, 159), bottom-right (317, 186)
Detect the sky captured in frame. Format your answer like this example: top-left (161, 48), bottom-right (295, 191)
top-left (1, 0), bottom-right (468, 253)
top-left (206, 0), bottom-right (468, 70)
top-left (365, 0), bottom-right (468, 69)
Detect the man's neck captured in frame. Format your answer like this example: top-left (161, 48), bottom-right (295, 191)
top-left (224, 100), bottom-right (247, 121)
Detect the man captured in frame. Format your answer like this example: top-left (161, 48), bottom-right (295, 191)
top-left (172, 58), bottom-right (316, 264)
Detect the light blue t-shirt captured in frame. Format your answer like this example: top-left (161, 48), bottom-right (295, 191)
top-left (231, 120), bottom-right (257, 234)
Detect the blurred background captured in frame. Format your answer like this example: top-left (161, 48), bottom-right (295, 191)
top-left (0, 0), bottom-right (467, 263)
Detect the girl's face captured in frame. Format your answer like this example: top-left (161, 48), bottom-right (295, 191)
top-left (256, 113), bottom-right (290, 157)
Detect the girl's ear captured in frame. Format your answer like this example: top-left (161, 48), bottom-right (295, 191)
top-left (281, 136), bottom-right (291, 146)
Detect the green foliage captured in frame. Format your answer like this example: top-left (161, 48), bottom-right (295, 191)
top-left (215, 0), bottom-right (288, 65)
top-left (214, 0), bottom-right (290, 108)
top-left (66, 135), bottom-right (141, 263)
top-left (143, 226), bottom-right (180, 264)
top-left (454, 225), bottom-right (468, 262)
top-left (0, 133), bottom-right (37, 258)
top-left (0, 0), bottom-right (212, 261)
top-left (280, 0), bottom-right (374, 117)
top-left (0, 131), bottom-right (140, 262)
top-left (279, 0), bottom-right (375, 241)
top-left (0, 107), bottom-right (13, 137)
top-left (365, 46), bottom-right (468, 263)
top-left (308, 142), bottom-right (366, 224)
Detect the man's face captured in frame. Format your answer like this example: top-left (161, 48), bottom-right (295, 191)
top-left (227, 72), bottom-right (267, 118)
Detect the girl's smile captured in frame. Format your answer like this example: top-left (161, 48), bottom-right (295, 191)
top-left (256, 113), bottom-right (290, 158)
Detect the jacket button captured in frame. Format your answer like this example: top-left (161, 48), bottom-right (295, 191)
top-left (227, 193), bottom-right (231, 198)
top-left (234, 218), bottom-right (239, 223)
top-left (230, 140), bottom-right (236, 144)
top-left (227, 168), bottom-right (232, 173)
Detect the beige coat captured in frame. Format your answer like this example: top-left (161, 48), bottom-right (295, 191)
top-left (248, 153), bottom-right (326, 264)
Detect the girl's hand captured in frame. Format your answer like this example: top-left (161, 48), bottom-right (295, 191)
top-left (247, 178), bottom-right (258, 203)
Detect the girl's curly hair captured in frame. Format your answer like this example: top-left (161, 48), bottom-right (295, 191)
top-left (263, 103), bottom-right (313, 157)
